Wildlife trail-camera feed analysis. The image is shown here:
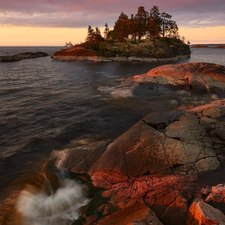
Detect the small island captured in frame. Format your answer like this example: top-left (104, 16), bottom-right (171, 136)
top-left (53, 5), bottom-right (191, 62)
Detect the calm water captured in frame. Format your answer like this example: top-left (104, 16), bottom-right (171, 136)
top-left (0, 46), bottom-right (225, 224)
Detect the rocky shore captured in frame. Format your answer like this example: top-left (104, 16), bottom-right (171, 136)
top-left (0, 51), bottom-right (48, 62)
top-left (53, 63), bottom-right (225, 225)
top-left (52, 53), bottom-right (190, 62)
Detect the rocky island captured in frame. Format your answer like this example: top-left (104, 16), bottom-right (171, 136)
top-left (51, 62), bottom-right (225, 225)
top-left (53, 5), bottom-right (191, 63)
top-left (0, 51), bottom-right (48, 62)
top-left (52, 38), bottom-right (190, 62)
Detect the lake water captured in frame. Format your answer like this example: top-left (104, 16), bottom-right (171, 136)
top-left (0, 46), bottom-right (225, 224)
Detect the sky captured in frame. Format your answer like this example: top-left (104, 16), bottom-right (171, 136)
top-left (0, 0), bottom-right (225, 46)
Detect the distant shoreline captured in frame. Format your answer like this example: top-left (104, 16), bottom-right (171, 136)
top-left (191, 44), bottom-right (225, 49)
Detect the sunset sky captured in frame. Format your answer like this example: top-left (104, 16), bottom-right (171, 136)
top-left (0, 0), bottom-right (225, 46)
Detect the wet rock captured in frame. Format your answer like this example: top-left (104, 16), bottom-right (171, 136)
top-left (98, 203), bottom-right (163, 225)
top-left (186, 200), bottom-right (225, 225)
top-left (55, 141), bottom-right (108, 173)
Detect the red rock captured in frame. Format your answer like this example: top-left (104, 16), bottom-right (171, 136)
top-left (97, 203), bottom-right (163, 225)
top-left (206, 184), bottom-right (225, 203)
top-left (98, 204), bottom-right (111, 216)
top-left (186, 200), bottom-right (225, 225)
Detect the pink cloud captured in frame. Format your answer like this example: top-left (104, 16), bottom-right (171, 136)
top-left (0, 0), bottom-right (224, 28)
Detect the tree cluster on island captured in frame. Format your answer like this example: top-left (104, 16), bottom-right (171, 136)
top-left (62, 5), bottom-right (191, 59)
top-left (83, 6), bottom-right (187, 51)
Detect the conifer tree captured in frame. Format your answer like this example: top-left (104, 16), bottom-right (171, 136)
top-left (94, 26), bottom-right (103, 44)
top-left (86, 25), bottom-right (95, 46)
top-left (104, 23), bottom-right (109, 39)
top-left (135, 6), bottom-right (149, 39)
top-left (149, 6), bottom-right (161, 38)
top-left (161, 12), bottom-right (172, 37)
top-left (129, 14), bottom-right (139, 42)
top-left (114, 12), bottom-right (129, 50)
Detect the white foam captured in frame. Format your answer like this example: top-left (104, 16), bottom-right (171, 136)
top-left (111, 89), bottom-right (133, 98)
top-left (98, 86), bottom-right (133, 98)
top-left (16, 178), bottom-right (90, 225)
top-left (170, 100), bottom-right (178, 105)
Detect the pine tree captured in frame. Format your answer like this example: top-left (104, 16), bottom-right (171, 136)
top-left (129, 14), bottom-right (139, 42)
top-left (135, 6), bottom-right (149, 40)
top-left (104, 23), bottom-right (109, 39)
top-left (114, 12), bottom-right (129, 50)
top-left (94, 27), bottom-right (103, 44)
top-left (86, 25), bottom-right (95, 46)
top-left (149, 6), bottom-right (161, 38)
top-left (161, 12), bottom-right (172, 37)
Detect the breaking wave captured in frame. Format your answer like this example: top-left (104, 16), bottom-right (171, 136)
top-left (2, 160), bottom-right (90, 225)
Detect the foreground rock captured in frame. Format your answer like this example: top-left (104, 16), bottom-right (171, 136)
top-left (98, 203), bottom-right (163, 225)
top-left (89, 99), bottom-right (225, 178)
top-left (53, 63), bottom-right (225, 224)
top-left (54, 98), bottom-right (225, 225)
top-left (0, 51), bottom-right (48, 62)
top-left (187, 200), bottom-right (225, 225)
top-left (117, 63), bottom-right (225, 98)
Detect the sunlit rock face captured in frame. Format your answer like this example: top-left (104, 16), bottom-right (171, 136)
top-left (117, 63), bottom-right (225, 97)
top-left (89, 99), bottom-right (225, 178)
top-left (187, 200), bottom-right (225, 225)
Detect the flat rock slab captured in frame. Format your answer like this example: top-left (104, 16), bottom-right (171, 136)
top-left (117, 63), bottom-right (225, 97)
